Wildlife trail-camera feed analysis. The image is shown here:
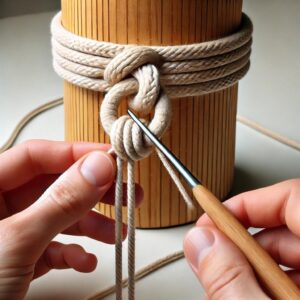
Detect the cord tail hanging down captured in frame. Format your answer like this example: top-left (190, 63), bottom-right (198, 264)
top-left (115, 157), bottom-right (123, 300)
top-left (127, 159), bottom-right (136, 300)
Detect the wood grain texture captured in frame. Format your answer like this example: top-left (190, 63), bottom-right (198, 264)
top-left (192, 185), bottom-right (300, 299)
top-left (61, 0), bottom-right (242, 228)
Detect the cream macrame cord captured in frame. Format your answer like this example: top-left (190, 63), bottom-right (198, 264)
top-left (51, 12), bottom-right (252, 98)
top-left (50, 11), bottom-right (253, 300)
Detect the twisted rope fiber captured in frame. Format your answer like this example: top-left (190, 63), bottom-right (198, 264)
top-left (115, 158), bottom-right (123, 300)
top-left (52, 37), bottom-right (252, 74)
top-left (52, 12), bottom-right (252, 60)
top-left (51, 12), bottom-right (252, 97)
top-left (50, 11), bottom-right (253, 300)
top-left (127, 160), bottom-right (136, 299)
top-left (52, 42), bottom-right (250, 83)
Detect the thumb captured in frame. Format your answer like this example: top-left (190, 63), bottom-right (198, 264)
top-left (184, 226), bottom-right (269, 300)
top-left (18, 151), bottom-right (116, 249)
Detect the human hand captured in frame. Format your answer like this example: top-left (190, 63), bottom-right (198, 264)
top-left (0, 140), bottom-right (143, 299)
top-left (184, 179), bottom-right (300, 299)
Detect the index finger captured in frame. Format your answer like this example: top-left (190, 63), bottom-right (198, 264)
top-left (197, 179), bottom-right (300, 236)
top-left (0, 140), bottom-right (111, 191)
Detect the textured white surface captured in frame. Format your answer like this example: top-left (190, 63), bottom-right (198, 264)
top-left (0, 1), bottom-right (300, 299)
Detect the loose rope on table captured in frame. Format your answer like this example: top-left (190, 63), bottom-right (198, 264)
top-left (84, 251), bottom-right (185, 300)
top-left (0, 98), bottom-right (63, 154)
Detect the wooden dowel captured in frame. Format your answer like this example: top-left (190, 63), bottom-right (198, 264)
top-left (62, 0), bottom-right (243, 228)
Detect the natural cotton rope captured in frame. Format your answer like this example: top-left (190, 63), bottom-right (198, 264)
top-left (51, 12), bottom-right (252, 99)
top-left (0, 98), bottom-right (63, 154)
top-left (50, 12), bottom-right (253, 300)
top-left (127, 160), bottom-right (136, 300)
top-left (51, 12), bottom-right (252, 60)
top-left (115, 157), bottom-right (123, 300)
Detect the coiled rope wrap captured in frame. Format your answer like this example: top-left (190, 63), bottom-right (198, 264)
top-left (51, 12), bottom-right (252, 99)
top-left (51, 11), bottom-right (252, 300)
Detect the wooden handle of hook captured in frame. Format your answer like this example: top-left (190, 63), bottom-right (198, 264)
top-left (192, 185), bottom-right (300, 300)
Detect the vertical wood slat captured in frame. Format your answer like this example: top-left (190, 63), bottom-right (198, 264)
top-left (61, 0), bottom-right (242, 228)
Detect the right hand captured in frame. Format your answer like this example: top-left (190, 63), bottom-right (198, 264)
top-left (184, 179), bottom-right (300, 299)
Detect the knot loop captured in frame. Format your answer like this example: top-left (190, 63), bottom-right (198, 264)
top-left (104, 47), bottom-right (162, 86)
top-left (131, 64), bottom-right (160, 115)
top-left (110, 116), bottom-right (152, 161)
top-left (104, 47), bottom-right (163, 115)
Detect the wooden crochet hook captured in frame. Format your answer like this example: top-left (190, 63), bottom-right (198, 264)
top-left (128, 109), bottom-right (300, 300)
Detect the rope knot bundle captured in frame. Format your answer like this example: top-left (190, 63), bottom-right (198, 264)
top-left (100, 46), bottom-right (171, 161)
top-left (99, 47), bottom-right (170, 160)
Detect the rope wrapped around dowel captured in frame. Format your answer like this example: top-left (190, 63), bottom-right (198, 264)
top-left (51, 11), bottom-right (253, 300)
top-left (51, 12), bottom-right (252, 99)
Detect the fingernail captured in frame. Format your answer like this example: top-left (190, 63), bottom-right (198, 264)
top-left (185, 227), bottom-right (215, 270)
top-left (80, 152), bottom-right (115, 186)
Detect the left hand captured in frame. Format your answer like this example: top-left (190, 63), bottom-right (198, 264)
top-left (0, 140), bottom-right (143, 299)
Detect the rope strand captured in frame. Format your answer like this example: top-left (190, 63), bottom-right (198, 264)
top-left (51, 12), bottom-right (252, 61)
top-left (156, 149), bottom-right (195, 210)
top-left (127, 160), bottom-right (136, 300)
top-left (115, 157), bottom-right (123, 300)
top-left (51, 12), bottom-right (252, 99)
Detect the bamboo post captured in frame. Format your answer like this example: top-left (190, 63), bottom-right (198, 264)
top-left (61, 0), bottom-right (243, 228)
